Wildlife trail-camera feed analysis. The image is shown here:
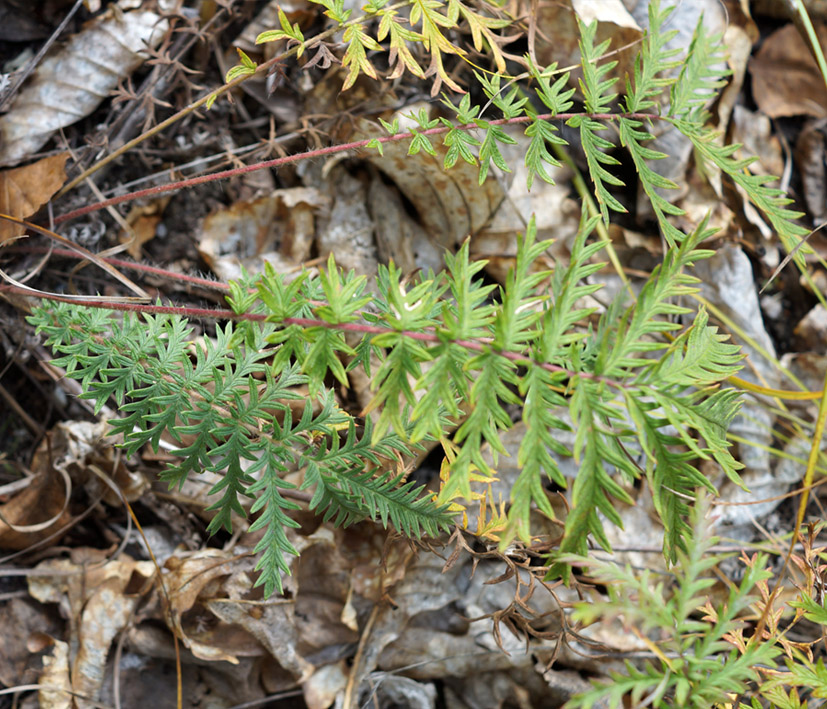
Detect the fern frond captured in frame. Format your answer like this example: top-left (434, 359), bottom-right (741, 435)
top-left (597, 217), bottom-right (715, 377)
top-left (668, 15), bottom-right (728, 121)
top-left (305, 419), bottom-right (453, 536)
top-left (624, 0), bottom-right (681, 114)
top-left (565, 497), bottom-right (780, 708)
top-left (672, 119), bottom-right (810, 261)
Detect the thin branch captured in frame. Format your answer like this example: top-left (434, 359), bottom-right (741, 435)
top-left (54, 111), bottom-right (660, 225)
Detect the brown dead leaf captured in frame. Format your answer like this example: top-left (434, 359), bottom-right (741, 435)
top-left (0, 467), bottom-right (71, 552)
top-left (0, 599), bottom-right (62, 688)
top-left (119, 198), bottom-right (170, 260)
top-left (749, 23), bottom-right (827, 118)
top-left (0, 152), bottom-right (68, 243)
top-left (198, 187), bottom-right (327, 281)
top-left (796, 119), bottom-right (827, 225)
top-left (29, 555), bottom-right (154, 709)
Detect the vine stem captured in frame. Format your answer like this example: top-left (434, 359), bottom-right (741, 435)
top-left (54, 111), bottom-right (660, 226)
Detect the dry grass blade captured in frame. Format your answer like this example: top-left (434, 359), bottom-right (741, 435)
top-left (760, 220), bottom-right (827, 294)
top-left (0, 214), bottom-right (149, 300)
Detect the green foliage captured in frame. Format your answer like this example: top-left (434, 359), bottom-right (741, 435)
top-left (31, 0), bottom-right (811, 633)
top-left (30, 205), bottom-right (745, 595)
top-left (563, 497), bottom-right (781, 708)
top-left (30, 297), bottom-right (451, 597)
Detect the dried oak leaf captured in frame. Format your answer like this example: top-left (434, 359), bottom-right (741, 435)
top-left (0, 152), bottom-right (68, 243)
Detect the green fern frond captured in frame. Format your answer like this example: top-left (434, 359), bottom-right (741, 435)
top-left (672, 120), bottom-right (810, 262)
top-left (564, 497), bottom-right (780, 708)
top-left (668, 15), bottom-right (728, 121)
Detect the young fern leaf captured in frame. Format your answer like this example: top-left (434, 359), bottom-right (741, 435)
top-left (624, 0), bottom-right (682, 115)
top-left (671, 119), bottom-right (810, 262)
top-left (366, 262), bottom-right (441, 440)
top-left (409, 0), bottom-right (464, 92)
top-left (410, 240), bottom-right (496, 443)
top-left (597, 218), bottom-right (716, 377)
top-left (549, 380), bottom-right (636, 573)
top-left (564, 497), bottom-right (779, 708)
top-left (440, 219), bottom-right (551, 503)
top-left (31, 3), bottom-right (808, 601)
top-left (507, 214), bottom-right (604, 545)
top-left (569, 19), bottom-right (626, 223)
top-left (377, 11), bottom-right (426, 80)
top-left (668, 14), bottom-right (728, 121)
top-left (524, 63), bottom-right (574, 190)
top-left (618, 1), bottom-right (686, 245)
top-left (304, 416), bottom-right (452, 536)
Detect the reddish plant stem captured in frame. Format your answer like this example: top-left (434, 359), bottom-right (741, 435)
top-left (13, 246), bottom-right (229, 291)
top-left (15, 285), bottom-right (626, 392)
top-left (54, 111), bottom-right (660, 226)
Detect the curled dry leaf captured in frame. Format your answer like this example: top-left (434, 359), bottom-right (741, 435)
top-left (303, 661), bottom-right (348, 709)
top-left (198, 187), bottom-right (327, 281)
top-left (38, 639), bottom-right (71, 709)
top-left (796, 119), bottom-right (827, 225)
top-left (0, 436), bottom-right (73, 551)
top-left (0, 6), bottom-right (169, 166)
top-left (29, 555), bottom-right (154, 709)
top-left (0, 152), bottom-right (68, 243)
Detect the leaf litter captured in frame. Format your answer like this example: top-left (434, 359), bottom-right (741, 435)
top-left (1, 0), bottom-right (827, 707)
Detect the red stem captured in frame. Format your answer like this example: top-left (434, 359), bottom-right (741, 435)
top-left (13, 246), bottom-right (229, 291)
top-left (54, 111), bottom-right (660, 225)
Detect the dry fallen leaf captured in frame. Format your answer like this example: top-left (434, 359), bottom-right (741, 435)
top-left (796, 118), bottom-right (827, 225)
top-left (749, 23), bottom-right (827, 119)
top-left (119, 198), bottom-right (170, 260)
top-left (350, 113), bottom-right (505, 250)
top-left (0, 152), bottom-right (68, 243)
top-left (198, 187), bottom-right (327, 281)
top-left (38, 638), bottom-right (71, 709)
top-left (29, 555), bottom-right (154, 709)
top-left (0, 6), bottom-right (168, 166)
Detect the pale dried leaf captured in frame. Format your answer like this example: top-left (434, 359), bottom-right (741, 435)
top-left (198, 187), bottom-right (327, 281)
top-left (72, 576), bottom-right (147, 709)
top-left (303, 661), bottom-right (348, 709)
top-left (38, 639), bottom-right (71, 709)
top-left (0, 8), bottom-right (169, 166)
top-left (316, 166), bottom-right (378, 276)
top-left (571, 0), bottom-right (640, 29)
